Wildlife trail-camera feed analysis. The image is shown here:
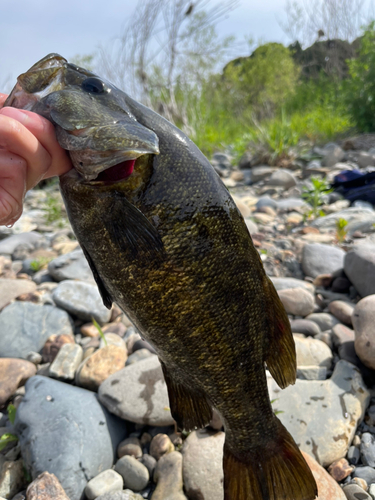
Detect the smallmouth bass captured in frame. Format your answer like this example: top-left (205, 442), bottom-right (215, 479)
top-left (5, 54), bottom-right (317, 500)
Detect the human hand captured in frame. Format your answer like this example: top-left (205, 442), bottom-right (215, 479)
top-left (0, 93), bottom-right (72, 226)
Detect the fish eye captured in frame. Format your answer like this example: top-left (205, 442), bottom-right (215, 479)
top-left (82, 77), bottom-right (106, 94)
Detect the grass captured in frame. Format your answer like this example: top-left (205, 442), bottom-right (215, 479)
top-left (336, 218), bottom-right (348, 243)
top-left (30, 256), bottom-right (53, 272)
top-left (44, 193), bottom-right (66, 228)
top-left (0, 404), bottom-right (18, 452)
top-left (302, 177), bottom-right (333, 219)
top-left (92, 317), bottom-right (107, 346)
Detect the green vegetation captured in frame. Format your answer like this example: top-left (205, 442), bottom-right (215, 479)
top-left (336, 218), bottom-right (349, 243)
top-left (30, 256), bottom-right (53, 272)
top-left (0, 404), bottom-right (18, 451)
top-left (92, 317), bottom-right (107, 346)
top-left (302, 177), bottom-right (333, 219)
top-left (44, 193), bottom-right (65, 227)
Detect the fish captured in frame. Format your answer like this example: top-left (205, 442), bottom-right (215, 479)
top-left (5, 54), bottom-right (317, 500)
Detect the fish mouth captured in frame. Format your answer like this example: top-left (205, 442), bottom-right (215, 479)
top-left (62, 157), bottom-right (138, 185)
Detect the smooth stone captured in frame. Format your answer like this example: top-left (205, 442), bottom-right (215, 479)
top-left (370, 484), bottom-right (375, 499)
top-left (0, 302), bottom-right (73, 359)
top-left (232, 196), bottom-right (251, 218)
top-left (26, 352), bottom-right (42, 365)
top-left (152, 451), bottom-right (187, 500)
top-left (361, 433), bottom-right (375, 467)
top-left (118, 437), bottom-right (142, 459)
top-left (255, 196), bottom-right (278, 210)
top-left (96, 490), bottom-right (143, 500)
top-left (26, 472), bottom-right (70, 500)
top-left (0, 279), bottom-right (37, 311)
top-left (328, 300), bottom-right (354, 325)
top-left (15, 376), bottom-right (127, 500)
top-left (290, 319), bottom-right (321, 337)
top-left (332, 324), bottom-right (355, 348)
top-left (52, 280), bottom-right (111, 324)
top-left (245, 219), bottom-right (259, 234)
top-left (322, 145), bottom-right (345, 166)
top-left (99, 355), bottom-right (174, 426)
top-left (268, 360), bottom-right (370, 467)
top-left (266, 169), bottom-right (296, 188)
top-left (253, 212), bottom-right (274, 224)
top-left (42, 333), bottom-right (75, 363)
top-left (353, 466), bottom-right (375, 485)
top-left (302, 243), bottom-right (345, 278)
top-left (182, 429), bottom-right (224, 500)
top-left (347, 445), bottom-right (361, 465)
top-left (0, 359), bottom-right (36, 406)
top-left (345, 245), bottom-right (375, 297)
top-left (269, 277), bottom-right (315, 295)
top-left (49, 343), bottom-right (83, 380)
top-left (251, 166), bottom-right (275, 182)
top-left (99, 334), bottom-right (127, 351)
top-left (140, 455), bottom-right (156, 477)
top-left (48, 249), bottom-right (93, 282)
top-left (0, 232), bottom-right (43, 255)
top-left (313, 208), bottom-right (375, 234)
top-left (296, 366), bottom-right (327, 380)
top-left (302, 452), bottom-right (346, 500)
top-left (114, 456), bottom-right (149, 491)
top-left (150, 434), bottom-right (174, 461)
top-left (343, 484), bottom-right (372, 500)
top-left (76, 345), bottom-right (127, 391)
top-left (128, 339), bottom-right (155, 354)
top-left (0, 460), bottom-right (25, 499)
top-left (278, 288), bottom-right (315, 316)
top-left (125, 349), bottom-right (153, 366)
top-left (305, 312), bottom-right (340, 332)
top-left (85, 470), bottom-right (123, 500)
top-left (327, 457), bottom-right (354, 481)
top-left (352, 295), bottom-right (375, 369)
top-left (294, 336), bottom-right (332, 368)
top-left (358, 151), bottom-right (375, 168)
top-left (277, 198), bottom-right (309, 211)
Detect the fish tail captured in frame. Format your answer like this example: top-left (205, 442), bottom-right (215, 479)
top-left (223, 418), bottom-right (317, 500)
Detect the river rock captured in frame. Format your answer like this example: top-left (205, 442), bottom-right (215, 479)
top-left (267, 169), bottom-right (297, 188)
top-left (0, 279), bottom-right (37, 311)
top-left (256, 196), bottom-right (278, 210)
top-left (0, 302), bottom-right (73, 359)
top-left (277, 198), bottom-right (309, 211)
top-left (268, 360), bottom-right (370, 467)
top-left (126, 349), bottom-right (153, 366)
top-left (114, 456), bottom-right (149, 491)
top-left (15, 375), bottom-right (127, 500)
top-left (52, 280), bottom-right (111, 324)
top-left (48, 249), bottom-right (93, 282)
top-left (118, 437), bottom-right (142, 459)
top-left (182, 429), bottom-right (225, 500)
top-left (85, 470), bottom-right (123, 500)
top-left (269, 277), bottom-right (315, 295)
top-left (99, 333), bottom-right (127, 351)
top-left (353, 466), bottom-right (375, 485)
top-left (294, 336), bottom-right (332, 368)
top-left (343, 484), bottom-right (372, 500)
top-left (305, 312), bottom-right (339, 332)
top-left (152, 451), bottom-right (187, 500)
top-left (251, 166), bottom-right (275, 182)
top-left (332, 324), bottom-right (355, 348)
top-left (49, 343), bottom-right (83, 380)
top-left (352, 295), bottom-right (375, 369)
top-left (302, 452), bottom-right (346, 500)
top-left (290, 319), bottom-right (321, 337)
top-left (99, 355), bottom-right (174, 426)
top-left (296, 366), bottom-right (327, 380)
top-left (327, 457), bottom-right (354, 481)
top-left (150, 434), bottom-right (174, 461)
top-left (302, 243), bottom-right (345, 278)
top-left (42, 333), bottom-right (75, 363)
top-left (0, 460), bottom-right (25, 499)
top-left (0, 231), bottom-right (44, 256)
top-left (0, 359), bottom-right (36, 405)
top-left (278, 288), bottom-right (315, 316)
top-left (345, 245), bottom-right (375, 297)
top-left (76, 345), bottom-right (127, 391)
top-left (26, 472), bottom-right (70, 500)
top-left (361, 433), bottom-right (375, 467)
top-left (312, 208), bottom-right (375, 234)
top-left (96, 491), bottom-right (143, 500)
top-left (328, 300), bottom-right (354, 325)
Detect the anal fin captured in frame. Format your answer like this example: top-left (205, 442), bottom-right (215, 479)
top-left (160, 361), bottom-right (212, 431)
top-left (264, 276), bottom-right (296, 389)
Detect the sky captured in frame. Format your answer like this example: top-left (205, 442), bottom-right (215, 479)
top-left (0, 0), bottom-right (296, 92)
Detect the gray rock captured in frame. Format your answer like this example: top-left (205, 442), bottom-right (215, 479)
top-left (99, 355), bottom-right (174, 426)
top-left (0, 460), bottom-right (24, 499)
top-left (294, 336), bottom-right (332, 368)
top-left (85, 470), bottom-right (123, 500)
top-left (352, 295), bottom-right (375, 370)
top-left (182, 430), bottom-right (225, 500)
top-left (353, 466), bottom-right (375, 485)
top-left (302, 243), bottom-right (345, 278)
top-left (269, 277), bottom-right (315, 295)
top-left (268, 360), bottom-right (370, 467)
top-left (15, 376), bottom-right (127, 500)
top-left (52, 280), bottom-right (111, 324)
top-left (296, 366), bottom-right (327, 380)
top-left (0, 278), bottom-right (37, 311)
top-left (244, 219), bottom-right (258, 234)
top-left (96, 490), bottom-right (143, 500)
top-left (343, 484), bottom-right (371, 500)
top-left (305, 312), bottom-right (340, 332)
top-left (255, 196), bottom-right (278, 211)
top-left (289, 319), bottom-right (321, 337)
top-left (345, 245), bottom-right (375, 297)
top-left (0, 302), bottom-right (73, 359)
top-left (114, 456), bottom-right (149, 491)
top-left (347, 445), bottom-right (360, 465)
top-left (0, 232), bottom-right (44, 255)
top-left (49, 343), bottom-right (83, 380)
top-left (358, 151), bottom-right (375, 168)
top-left (332, 324), bottom-right (355, 348)
top-left (312, 208), bottom-right (375, 234)
top-left (277, 288), bottom-right (315, 317)
top-left (152, 451), bottom-right (187, 500)
top-left (276, 198), bottom-right (309, 211)
top-left (251, 166), bottom-right (275, 183)
top-left (48, 249), bottom-right (93, 282)
top-left (328, 300), bottom-right (354, 325)
top-left (125, 349), bottom-right (153, 366)
top-left (266, 169), bottom-right (297, 189)
top-left (321, 145), bottom-right (345, 167)
top-left (361, 433), bottom-right (375, 467)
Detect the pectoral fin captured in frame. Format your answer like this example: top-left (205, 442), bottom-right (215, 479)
top-left (81, 244), bottom-right (113, 309)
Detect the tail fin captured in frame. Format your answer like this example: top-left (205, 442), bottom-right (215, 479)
top-left (223, 419), bottom-right (317, 500)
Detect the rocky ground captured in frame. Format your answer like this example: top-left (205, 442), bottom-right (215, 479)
top-left (1, 139), bottom-right (375, 500)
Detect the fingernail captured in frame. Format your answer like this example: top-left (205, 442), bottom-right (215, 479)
top-left (0, 107), bottom-right (30, 124)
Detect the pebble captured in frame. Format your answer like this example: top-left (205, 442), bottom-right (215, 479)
top-left (182, 430), bottom-right (225, 500)
top-left (313, 207), bottom-right (375, 234)
top-left (152, 451), bottom-right (187, 500)
top-left (289, 319), bottom-right (321, 337)
top-left (99, 333), bottom-right (127, 351)
top-left (305, 312), bottom-right (339, 331)
top-left (140, 454), bottom-right (157, 477)
top-left (266, 169), bottom-right (297, 188)
top-left (328, 300), bottom-right (354, 325)
top-left (52, 280), bottom-right (111, 324)
top-left (352, 477), bottom-right (369, 491)
top-left (353, 466), bottom-right (375, 485)
top-left (99, 355), bottom-right (174, 426)
top-left (48, 249), bottom-right (94, 282)
top-left (0, 460), bottom-right (25, 499)
top-left (115, 455), bottom-right (149, 491)
top-left (81, 323), bottom-right (100, 338)
top-left (251, 166), bottom-right (274, 182)
top-left (15, 375), bottom-right (127, 500)
top-left (0, 358), bottom-right (36, 406)
top-left (296, 366), bottom-right (327, 380)
top-left (345, 245), bottom-right (375, 298)
top-left (26, 472), bottom-right (70, 500)
top-left (294, 336), bottom-right (333, 368)
top-left (343, 484), bottom-right (372, 500)
top-left (348, 445), bottom-right (361, 465)
top-left (126, 349), bottom-right (153, 366)
top-left (0, 278), bottom-right (37, 311)
top-left (118, 437), bottom-right (143, 459)
top-left (278, 288), bottom-right (315, 316)
top-left (332, 324), bottom-right (355, 348)
top-left (76, 344), bottom-right (127, 391)
top-left (270, 276), bottom-right (315, 295)
top-left (84, 470), bottom-right (124, 500)
top-left (0, 231), bottom-right (44, 256)
top-left (370, 484), bottom-right (375, 499)
top-left (245, 219), bottom-right (258, 234)
top-left (96, 491), bottom-right (143, 500)
top-left (150, 434), bottom-right (175, 461)
top-left (0, 302), bottom-right (73, 359)
top-left (267, 360), bottom-right (370, 467)
top-left (321, 145), bottom-right (345, 166)
top-left (361, 433), bottom-right (375, 467)
top-left (352, 295), bottom-right (375, 369)
top-left (42, 333), bottom-right (75, 363)
top-left (301, 451), bottom-right (346, 500)
top-left (302, 243), bottom-right (346, 278)
top-left (49, 343), bottom-right (83, 380)
top-left (327, 457), bottom-right (354, 481)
